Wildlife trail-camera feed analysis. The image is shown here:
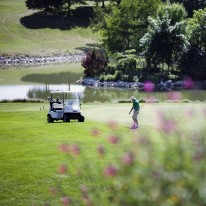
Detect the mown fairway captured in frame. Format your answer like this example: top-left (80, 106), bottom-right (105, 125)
top-left (0, 0), bottom-right (98, 55)
top-left (0, 102), bottom-right (206, 205)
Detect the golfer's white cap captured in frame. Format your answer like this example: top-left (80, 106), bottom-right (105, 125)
top-left (131, 96), bottom-right (136, 100)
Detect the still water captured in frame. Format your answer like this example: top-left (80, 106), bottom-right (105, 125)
top-left (0, 84), bottom-right (206, 103)
top-left (0, 63), bottom-right (206, 102)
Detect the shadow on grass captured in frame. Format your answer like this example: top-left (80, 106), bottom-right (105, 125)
top-left (21, 72), bottom-right (81, 84)
top-left (20, 6), bottom-right (94, 30)
top-left (75, 43), bottom-right (103, 53)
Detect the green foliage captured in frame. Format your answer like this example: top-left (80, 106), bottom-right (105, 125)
top-left (25, 0), bottom-right (85, 12)
top-left (167, 0), bottom-right (206, 17)
top-left (157, 1), bottom-right (187, 25)
top-left (25, 0), bottom-right (64, 11)
top-left (140, 7), bottom-right (189, 68)
top-left (101, 0), bottom-right (161, 53)
top-left (178, 8), bottom-right (206, 81)
top-left (179, 45), bottom-right (206, 81)
top-left (186, 8), bottom-right (206, 51)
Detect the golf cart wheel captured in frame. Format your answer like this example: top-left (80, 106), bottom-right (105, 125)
top-left (63, 114), bottom-right (70, 122)
top-left (78, 115), bottom-right (85, 122)
top-left (47, 115), bottom-right (54, 123)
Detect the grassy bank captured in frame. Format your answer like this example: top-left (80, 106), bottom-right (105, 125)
top-left (0, 63), bottom-right (83, 85)
top-left (0, 0), bottom-right (98, 56)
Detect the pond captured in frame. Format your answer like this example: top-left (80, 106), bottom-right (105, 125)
top-left (0, 63), bottom-right (206, 102)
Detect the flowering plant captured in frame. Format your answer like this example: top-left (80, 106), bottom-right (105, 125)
top-left (47, 107), bottom-right (206, 206)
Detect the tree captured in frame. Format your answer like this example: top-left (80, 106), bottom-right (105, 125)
top-left (157, 1), bottom-right (187, 24)
top-left (179, 45), bottom-right (206, 80)
top-left (162, 0), bottom-right (206, 17)
top-left (25, 0), bottom-right (63, 12)
top-left (25, 0), bottom-right (85, 13)
top-left (140, 4), bottom-right (189, 71)
top-left (178, 8), bottom-right (206, 80)
top-left (186, 8), bottom-right (206, 51)
top-left (63, 0), bottom-right (84, 14)
top-left (81, 49), bottom-right (108, 77)
top-left (101, 0), bottom-right (161, 53)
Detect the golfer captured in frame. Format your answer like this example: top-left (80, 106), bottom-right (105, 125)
top-left (129, 96), bottom-right (140, 129)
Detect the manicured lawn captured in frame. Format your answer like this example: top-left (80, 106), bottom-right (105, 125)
top-left (0, 63), bottom-right (83, 85)
top-left (0, 102), bottom-right (206, 205)
top-left (0, 0), bottom-right (98, 55)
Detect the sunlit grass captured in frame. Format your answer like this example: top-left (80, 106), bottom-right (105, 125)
top-left (1, 102), bottom-right (206, 205)
top-left (0, 0), bottom-right (98, 55)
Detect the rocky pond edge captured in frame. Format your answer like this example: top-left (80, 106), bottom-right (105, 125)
top-left (0, 52), bottom-right (86, 67)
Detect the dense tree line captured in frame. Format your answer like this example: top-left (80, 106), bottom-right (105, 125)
top-left (25, 0), bottom-right (206, 82)
top-left (89, 0), bottom-right (206, 82)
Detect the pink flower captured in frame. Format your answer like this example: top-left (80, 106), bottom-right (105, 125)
top-left (122, 151), bottom-right (135, 165)
top-left (184, 108), bottom-right (194, 118)
top-left (146, 95), bottom-right (157, 103)
top-left (107, 120), bottom-right (118, 130)
top-left (60, 196), bottom-right (71, 206)
top-left (97, 144), bottom-right (105, 157)
top-left (107, 135), bottom-right (119, 144)
top-left (58, 164), bottom-right (67, 174)
top-left (144, 81), bottom-right (155, 92)
top-left (183, 77), bottom-right (194, 89)
top-left (91, 128), bottom-right (100, 137)
top-left (162, 119), bottom-right (177, 133)
top-left (80, 184), bottom-right (89, 194)
top-left (167, 91), bottom-right (182, 101)
top-left (71, 144), bottom-right (80, 155)
top-left (104, 165), bottom-right (118, 177)
top-left (59, 144), bottom-right (70, 153)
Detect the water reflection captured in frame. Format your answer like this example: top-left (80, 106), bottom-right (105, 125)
top-left (1, 84), bottom-right (205, 102)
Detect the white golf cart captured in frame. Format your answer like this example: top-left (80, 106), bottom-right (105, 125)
top-left (47, 90), bottom-right (85, 123)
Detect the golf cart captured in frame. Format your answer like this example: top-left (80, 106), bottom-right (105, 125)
top-left (47, 90), bottom-right (85, 123)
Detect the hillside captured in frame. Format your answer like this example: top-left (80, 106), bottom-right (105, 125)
top-left (0, 0), bottom-right (99, 56)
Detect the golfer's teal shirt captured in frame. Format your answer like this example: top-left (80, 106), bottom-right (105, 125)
top-left (133, 99), bottom-right (140, 111)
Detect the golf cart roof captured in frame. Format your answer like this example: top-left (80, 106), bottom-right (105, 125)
top-left (50, 90), bottom-right (80, 94)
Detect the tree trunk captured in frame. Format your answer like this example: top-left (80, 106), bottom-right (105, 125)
top-left (102, 0), bottom-right (105, 8)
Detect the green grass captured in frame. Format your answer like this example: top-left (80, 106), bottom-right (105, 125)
top-left (0, 0), bottom-right (98, 56)
top-left (0, 63), bottom-right (83, 85)
top-left (0, 102), bottom-right (206, 205)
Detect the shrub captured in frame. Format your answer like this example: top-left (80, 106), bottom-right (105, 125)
top-left (48, 108), bottom-right (206, 206)
top-left (81, 49), bottom-right (109, 78)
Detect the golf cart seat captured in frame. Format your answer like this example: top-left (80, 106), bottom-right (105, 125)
top-left (52, 103), bottom-right (63, 110)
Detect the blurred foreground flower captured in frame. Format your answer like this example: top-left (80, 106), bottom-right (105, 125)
top-left (107, 120), bottom-right (118, 130)
top-left (183, 77), bottom-right (194, 89)
top-left (104, 165), bottom-right (118, 177)
top-left (97, 144), bottom-right (105, 158)
top-left (60, 196), bottom-right (71, 206)
top-left (50, 106), bottom-right (206, 205)
top-left (91, 128), bottom-right (100, 137)
top-left (71, 144), bottom-right (80, 156)
top-left (107, 135), bottom-right (119, 144)
top-left (167, 91), bottom-right (182, 101)
top-left (59, 144), bottom-right (70, 153)
top-left (58, 164), bottom-right (67, 174)
top-left (121, 151), bottom-right (135, 165)
top-left (144, 81), bottom-right (155, 92)
top-left (156, 110), bottom-right (177, 133)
